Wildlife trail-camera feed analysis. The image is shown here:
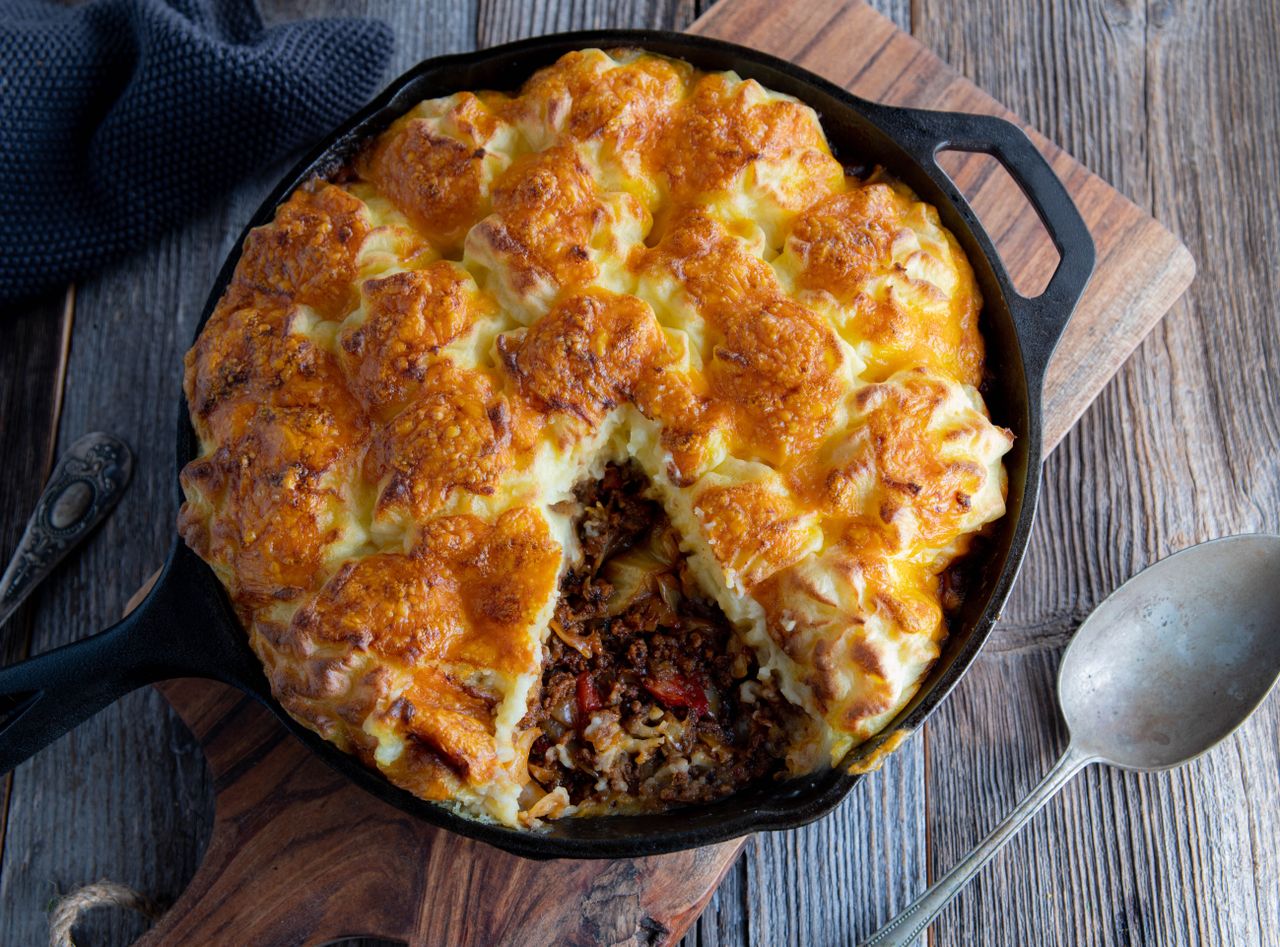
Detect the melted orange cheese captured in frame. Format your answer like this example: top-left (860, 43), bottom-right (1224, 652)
top-left (514, 48), bottom-right (688, 176)
top-left (358, 92), bottom-right (513, 254)
top-left (659, 71), bottom-right (845, 230)
top-left (498, 289), bottom-right (667, 425)
top-left (338, 262), bottom-right (496, 415)
top-left (363, 361), bottom-right (530, 525)
top-left (780, 180), bottom-right (984, 385)
top-left (232, 184), bottom-right (371, 317)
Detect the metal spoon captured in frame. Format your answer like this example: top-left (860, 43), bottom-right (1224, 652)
top-left (864, 533), bottom-right (1280, 946)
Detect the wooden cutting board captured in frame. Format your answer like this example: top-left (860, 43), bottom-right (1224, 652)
top-left (134, 1), bottom-right (1194, 943)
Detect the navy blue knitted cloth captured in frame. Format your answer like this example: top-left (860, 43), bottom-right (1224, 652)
top-left (0, 0), bottom-right (394, 306)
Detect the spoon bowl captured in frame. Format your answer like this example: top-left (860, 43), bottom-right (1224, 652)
top-left (1059, 533), bottom-right (1280, 771)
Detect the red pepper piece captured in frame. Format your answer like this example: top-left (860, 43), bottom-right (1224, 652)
top-left (576, 672), bottom-right (604, 722)
top-left (642, 675), bottom-right (709, 716)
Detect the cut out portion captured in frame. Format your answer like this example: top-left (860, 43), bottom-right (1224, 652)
top-left (521, 462), bottom-right (802, 818)
top-left (936, 149), bottom-right (1060, 298)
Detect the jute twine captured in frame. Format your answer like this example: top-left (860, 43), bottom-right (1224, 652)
top-left (47, 880), bottom-right (163, 947)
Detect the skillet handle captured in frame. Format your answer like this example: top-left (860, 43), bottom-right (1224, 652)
top-left (893, 107), bottom-right (1097, 383)
top-left (0, 541), bottom-right (252, 776)
top-left (0, 611), bottom-right (167, 775)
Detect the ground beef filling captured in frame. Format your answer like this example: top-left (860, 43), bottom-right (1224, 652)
top-left (522, 462), bottom-right (801, 812)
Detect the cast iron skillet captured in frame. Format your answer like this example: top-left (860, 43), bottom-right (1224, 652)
top-left (0, 30), bottom-right (1094, 859)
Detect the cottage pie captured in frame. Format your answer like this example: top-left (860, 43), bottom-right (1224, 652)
top-left (179, 48), bottom-right (1013, 828)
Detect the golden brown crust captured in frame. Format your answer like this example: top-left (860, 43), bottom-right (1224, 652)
top-left (178, 49), bottom-right (1009, 823)
top-left (363, 360), bottom-right (530, 523)
top-left (755, 521), bottom-right (943, 735)
top-left (514, 48), bottom-right (688, 168)
top-left (292, 506), bottom-right (558, 683)
top-left (784, 182), bottom-right (985, 386)
top-left (276, 506), bottom-right (559, 798)
top-left (633, 367), bottom-right (729, 486)
top-left (468, 143), bottom-right (647, 312)
top-left (358, 92), bottom-right (509, 253)
top-left (693, 479), bottom-right (815, 590)
top-left (497, 289), bottom-right (666, 426)
top-left (338, 262), bottom-right (495, 415)
top-left (184, 293), bottom-right (314, 442)
top-left (179, 395), bottom-right (365, 606)
top-left (707, 296), bottom-right (849, 466)
top-left (638, 208), bottom-right (778, 319)
top-left (413, 508), bottom-right (562, 674)
top-left (788, 185), bottom-right (899, 298)
top-left (793, 369), bottom-right (1012, 552)
top-left (638, 208), bottom-right (850, 466)
top-left (659, 72), bottom-right (843, 210)
top-left (853, 376), bottom-right (983, 544)
top-left (233, 183), bottom-right (371, 317)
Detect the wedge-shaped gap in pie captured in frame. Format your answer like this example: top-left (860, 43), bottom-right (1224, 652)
top-left (520, 460), bottom-right (809, 818)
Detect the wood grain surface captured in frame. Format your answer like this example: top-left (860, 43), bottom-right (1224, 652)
top-left (0, 2), bottom-right (1275, 946)
top-left (124, 675), bottom-right (737, 947)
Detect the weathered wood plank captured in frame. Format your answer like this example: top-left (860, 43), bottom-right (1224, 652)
top-left (918, 0), bottom-right (1280, 943)
top-left (0, 287), bottom-right (73, 912)
top-left (0, 288), bottom-right (72, 670)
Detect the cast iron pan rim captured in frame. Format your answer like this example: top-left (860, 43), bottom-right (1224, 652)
top-left (166, 30), bottom-right (1083, 859)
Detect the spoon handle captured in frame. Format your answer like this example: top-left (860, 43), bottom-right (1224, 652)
top-left (862, 743), bottom-right (1093, 946)
top-left (0, 433), bottom-right (133, 632)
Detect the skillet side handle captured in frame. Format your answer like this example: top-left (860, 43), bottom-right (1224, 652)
top-left (0, 609), bottom-right (166, 775)
top-left (897, 108), bottom-right (1097, 385)
top-left (0, 541), bottom-right (239, 776)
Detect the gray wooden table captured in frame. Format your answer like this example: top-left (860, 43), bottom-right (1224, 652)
top-left (2, 1), bottom-right (1278, 944)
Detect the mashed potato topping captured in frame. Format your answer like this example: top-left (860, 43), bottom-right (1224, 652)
top-left (179, 48), bottom-right (1012, 827)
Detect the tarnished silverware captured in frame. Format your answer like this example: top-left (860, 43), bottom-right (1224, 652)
top-left (0, 432), bottom-right (133, 631)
